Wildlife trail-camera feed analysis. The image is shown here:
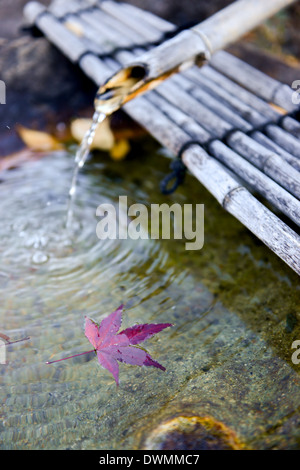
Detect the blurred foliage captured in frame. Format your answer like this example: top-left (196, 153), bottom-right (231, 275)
top-left (244, 7), bottom-right (300, 66)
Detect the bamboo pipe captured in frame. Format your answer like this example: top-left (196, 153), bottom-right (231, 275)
top-left (112, 0), bottom-right (300, 125)
top-left (96, 3), bottom-right (300, 167)
top-left (95, 0), bottom-right (297, 114)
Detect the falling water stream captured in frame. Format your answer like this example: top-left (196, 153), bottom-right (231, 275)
top-left (65, 67), bottom-right (146, 229)
top-left (66, 111), bottom-right (106, 229)
top-left (65, 66), bottom-right (145, 229)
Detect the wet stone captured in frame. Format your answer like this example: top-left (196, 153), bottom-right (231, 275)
top-left (142, 415), bottom-right (244, 450)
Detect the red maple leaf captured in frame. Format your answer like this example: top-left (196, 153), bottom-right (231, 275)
top-left (47, 305), bottom-right (172, 385)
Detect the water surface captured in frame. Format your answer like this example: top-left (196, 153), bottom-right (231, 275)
top-left (0, 142), bottom-right (299, 449)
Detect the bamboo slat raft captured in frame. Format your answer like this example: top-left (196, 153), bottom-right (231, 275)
top-left (24, 0), bottom-right (300, 275)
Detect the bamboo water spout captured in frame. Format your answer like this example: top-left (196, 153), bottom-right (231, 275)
top-left (95, 0), bottom-right (296, 114)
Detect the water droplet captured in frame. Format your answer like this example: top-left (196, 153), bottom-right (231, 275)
top-left (32, 251), bottom-right (49, 265)
top-left (69, 186), bottom-right (76, 197)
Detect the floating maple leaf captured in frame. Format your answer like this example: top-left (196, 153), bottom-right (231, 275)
top-left (47, 305), bottom-right (172, 385)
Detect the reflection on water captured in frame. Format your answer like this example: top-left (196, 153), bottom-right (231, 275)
top-left (0, 144), bottom-right (299, 450)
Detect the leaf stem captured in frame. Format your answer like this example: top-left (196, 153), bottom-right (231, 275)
top-left (0, 336), bottom-right (30, 348)
top-left (46, 349), bottom-right (95, 364)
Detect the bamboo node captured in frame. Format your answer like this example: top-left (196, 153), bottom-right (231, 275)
top-left (191, 29), bottom-right (213, 60)
top-left (222, 186), bottom-right (246, 209)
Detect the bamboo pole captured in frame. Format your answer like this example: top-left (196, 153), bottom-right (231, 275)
top-left (265, 125), bottom-right (300, 158)
top-left (111, 1), bottom-right (174, 34)
top-left (172, 73), bottom-right (300, 171)
top-left (251, 131), bottom-right (300, 172)
top-left (211, 50), bottom-right (299, 113)
top-left (48, 0), bottom-right (95, 18)
top-left (190, 65), bottom-right (300, 138)
top-left (24, 2), bottom-right (88, 62)
top-left (226, 131), bottom-right (300, 200)
top-left (184, 72), bottom-right (300, 159)
top-left (81, 9), bottom-right (149, 45)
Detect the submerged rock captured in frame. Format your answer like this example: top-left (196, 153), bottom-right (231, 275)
top-left (142, 415), bottom-right (244, 450)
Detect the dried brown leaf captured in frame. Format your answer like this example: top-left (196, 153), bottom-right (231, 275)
top-left (17, 126), bottom-right (64, 152)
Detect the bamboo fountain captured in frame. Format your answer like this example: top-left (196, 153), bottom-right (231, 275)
top-left (24, 0), bottom-right (300, 275)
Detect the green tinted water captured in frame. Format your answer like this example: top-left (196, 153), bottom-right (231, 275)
top-left (0, 142), bottom-right (299, 449)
